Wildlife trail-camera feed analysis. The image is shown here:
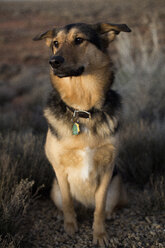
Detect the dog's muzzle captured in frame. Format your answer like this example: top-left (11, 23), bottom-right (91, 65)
top-left (49, 56), bottom-right (84, 78)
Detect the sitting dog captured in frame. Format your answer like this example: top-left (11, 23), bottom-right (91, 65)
top-left (34, 22), bottom-right (131, 247)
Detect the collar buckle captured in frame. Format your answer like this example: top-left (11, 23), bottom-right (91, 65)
top-left (73, 110), bottom-right (91, 119)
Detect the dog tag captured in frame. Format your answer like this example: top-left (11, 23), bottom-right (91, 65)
top-left (72, 122), bottom-right (80, 135)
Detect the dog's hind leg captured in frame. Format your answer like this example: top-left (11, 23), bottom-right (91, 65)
top-left (105, 174), bottom-right (127, 220)
top-left (51, 178), bottom-right (63, 211)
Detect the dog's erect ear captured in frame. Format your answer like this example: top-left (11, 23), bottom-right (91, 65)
top-left (33, 29), bottom-right (55, 47)
top-left (92, 23), bottom-right (131, 43)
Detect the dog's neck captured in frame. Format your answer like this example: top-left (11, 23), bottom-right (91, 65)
top-left (50, 66), bottom-right (113, 111)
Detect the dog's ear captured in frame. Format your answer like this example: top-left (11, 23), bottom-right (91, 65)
top-left (92, 23), bottom-right (131, 43)
top-left (33, 29), bottom-right (55, 47)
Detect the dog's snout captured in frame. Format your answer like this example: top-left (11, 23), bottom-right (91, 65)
top-left (49, 56), bottom-right (65, 68)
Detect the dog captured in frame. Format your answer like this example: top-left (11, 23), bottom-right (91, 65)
top-left (33, 22), bottom-right (131, 247)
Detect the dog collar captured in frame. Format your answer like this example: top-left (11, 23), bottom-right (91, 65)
top-left (67, 105), bottom-right (92, 119)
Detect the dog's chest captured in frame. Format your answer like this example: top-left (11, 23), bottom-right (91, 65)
top-left (66, 146), bottom-right (97, 206)
top-left (67, 147), bottom-right (95, 181)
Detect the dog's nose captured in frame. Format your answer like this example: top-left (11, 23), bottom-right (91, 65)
top-left (49, 56), bottom-right (65, 69)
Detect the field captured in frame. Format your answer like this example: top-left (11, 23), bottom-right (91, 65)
top-left (0, 0), bottom-right (165, 247)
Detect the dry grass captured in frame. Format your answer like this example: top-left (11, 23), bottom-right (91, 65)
top-left (0, 132), bottom-right (54, 247)
top-left (113, 20), bottom-right (165, 187)
top-left (0, 178), bottom-right (34, 248)
top-left (142, 175), bottom-right (165, 214)
top-left (118, 121), bottom-right (165, 186)
top-left (113, 19), bottom-right (165, 214)
top-left (114, 19), bottom-right (165, 121)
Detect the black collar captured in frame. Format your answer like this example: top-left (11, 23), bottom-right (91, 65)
top-left (66, 105), bottom-right (92, 119)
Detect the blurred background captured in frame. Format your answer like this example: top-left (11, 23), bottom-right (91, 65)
top-left (0, 0), bottom-right (165, 247)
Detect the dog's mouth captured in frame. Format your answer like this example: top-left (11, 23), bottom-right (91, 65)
top-left (52, 66), bottom-right (84, 78)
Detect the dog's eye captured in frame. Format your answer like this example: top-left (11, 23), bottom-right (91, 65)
top-left (74, 37), bottom-right (84, 45)
top-left (54, 41), bottom-right (59, 48)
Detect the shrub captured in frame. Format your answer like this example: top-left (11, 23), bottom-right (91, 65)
top-left (113, 20), bottom-right (165, 185)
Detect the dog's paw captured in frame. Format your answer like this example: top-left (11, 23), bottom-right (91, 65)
top-left (106, 211), bottom-right (116, 220)
top-left (56, 210), bottom-right (63, 220)
top-left (93, 231), bottom-right (109, 248)
top-left (64, 220), bottom-right (78, 236)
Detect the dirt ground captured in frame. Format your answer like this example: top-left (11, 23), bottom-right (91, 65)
top-left (21, 189), bottom-right (165, 248)
top-left (0, 0), bottom-right (165, 247)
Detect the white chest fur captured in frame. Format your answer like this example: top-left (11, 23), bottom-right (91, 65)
top-left (67, 147), bottom-right (95, 182)
top-left (79, 147), bottom-right (95, 180)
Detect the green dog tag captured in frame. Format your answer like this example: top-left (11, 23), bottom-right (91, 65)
top-left (72, 122), bottom-right (80, 135)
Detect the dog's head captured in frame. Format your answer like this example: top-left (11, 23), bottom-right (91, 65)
top-left (33, 23), bottom-right (131, 78)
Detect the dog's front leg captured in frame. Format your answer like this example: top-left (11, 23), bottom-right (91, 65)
top-left (55, 169), bottom-right (78, 236)
top-left (93, 170), bottom-right (112, 247)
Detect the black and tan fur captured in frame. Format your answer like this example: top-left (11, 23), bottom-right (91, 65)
top-left (34, 22), bottom-right (131, 247)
